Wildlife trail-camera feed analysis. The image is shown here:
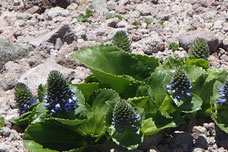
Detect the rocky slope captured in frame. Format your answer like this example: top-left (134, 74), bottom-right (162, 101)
top-left (0, 0), bottom-right (228, 151)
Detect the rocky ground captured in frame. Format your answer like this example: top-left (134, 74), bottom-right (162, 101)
top-left (0, 0), bottom-right (227, 151)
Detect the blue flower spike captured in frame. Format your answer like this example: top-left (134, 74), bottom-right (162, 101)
top-left (44, 70), bottom-right (78, 115)
top-left (112, 99), bottom-right (140, 132)
top-left (165, 69), bottom-right (192, 101)
top-left (14, 82), bottom-right (39, 115)
top-left (217, 79), bottom-right (228, 106)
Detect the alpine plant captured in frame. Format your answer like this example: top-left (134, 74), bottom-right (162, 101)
top-left (217, 79), bottom-right (228, 105)
top-left (15, 83), bottom-right (38, 115)
top-left (165, 69), bottom-right (192, 101)
top-left (44, 70), bottom-right (78, 115)
top-left (188, 37), bottom-right (210, 60)
top-left (112, 31), bottom-right (131, 52)
top-left (112, 99), bottom-right (140, 131)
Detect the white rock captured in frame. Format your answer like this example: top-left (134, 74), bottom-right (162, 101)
top-left (44, 7), bottom-right (70, 20)
top-left (214, 20), bottom-right (224, 30)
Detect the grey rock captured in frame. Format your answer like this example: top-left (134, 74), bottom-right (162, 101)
top-left (55, 38), bottom-right (63, 50)
top-left (0, 38), bottom-right (34, 69)
top-left (136, 31), bottom-right (165, 55)
top-left (44, 7), bottom-right (70, 20)
top-left (177, 30), bottom-right (220, 53)
top-left (91, 0), bottom-right (107, 10)
top-left (107, 1), bottom-right (117, 11)
top-left (192, 147), bottom-right (205, 152)
top-left (139, 133), bottom-right (162, 151)
top-left (136, 3), bottom-right (151, 16)
top-left (213, 20), bottom-right (224, 30)
top-left (0, 127), bottom-right (11, 137)
top-left (222, 38), bottom-right (228, 51)
top-left (218, 139), bottom-right (228, 149)
top-left (194, 135), bottom-right (208, 149)
top-left (192, 126), bottom-right (207, 139)
top-left (30, 24), bottom-right (76, 47)
top-left (107, 18), bottom-right (119, 28)
top-left (172, 132), bottom-right (193, 152)
top-left (19, 57), bottom-right (74, 91)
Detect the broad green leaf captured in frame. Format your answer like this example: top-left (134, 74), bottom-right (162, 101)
top-left (108, 126), bottom-right (143, 150)
top-left (158, 56), bottom-right (185, 70)
top-left (212, 106), bottom-right (228, 134)
top-left (30, 103), bottom-right (49, 124)
top-left (206, 68), bottom-right (227, 83)
top-left (183, 65), bottom-right (205, 83)
top-left (147, 70), bottom-right (174, 107)
top-left (74, 45), bottom-right (150, 80)
top-left (50, 117), bottom-right (86, 127)
top-left (73, 83), bottom-right (99, 102)
top-left (141, 113), bottom-right (182, 135)
top-left (168, 92), bottom-right (203, 113)
top-left (11, 111), bottom-right (32, 126)
top-left (131, 54), bottom-right (159, 73)
top-left (185, 59), bottom-right (209, 69)
top-left (85, 8), bottom-right (94, 18)
top-left (128, 96), bottom-right (157, 116)
top-left (23, 120), bottom-right (87, 152)
top-left (159, 95), bottom-right (177, 118)
top-left (0, 117), bottom-right (4, 129)
top-left (76, 89), bottom-right (119, 137)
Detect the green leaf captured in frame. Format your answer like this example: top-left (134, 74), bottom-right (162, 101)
top-left (212, 106), bottom-right (228, 134)
top-left (75, 45), bottom-right (150, 81)
top-left (168, 42), bottom-right (179, 51)
top-left (0, 117), bottom-right (4, 129)
top-left (11, 111), bottom-right (32, 126)
top-left (106, 13), bottom-right (115, 19)
top-left (108, 126), bottom-right (143, 150)
top-left (128, 96), bottom-right (157, 116)
top-left (145, 18), bottom-right (154, 26)
top-left (76, 89), bottom-right (120, 137)
top-left (29, 103), bottom-right (49, 124)
top-left (23, 120), bottom-right (87, 152)
top-left (85, 8), bottom-right (94, 18)
top-left (147, 70), bottom-right (174, 107)
top-left (50, 117), bottom-right (86, 127)
top-left (141, 113), bottom-right (182, 135)
top-left (132, 20), bottom-right (141, 26)
top-left (131, 53), bottom-right (159, 73)
top-left (158, 57), bottom-right (185, 70)
top-left (116, 14), bottom-right (123, 20)
top-left (183, 65), bottom-right (205, 83)
top-left (73, 83), bottom-right (99, 102)
top-left (37, 84), bottom-right (47, 102)
top-left (168, 91), bottom-right (203, 113)
top-left (77, 14), bottom-right (86, 22)
top-left (158, 20), bottom-right (165, 25)
top-left (185, 59), bottom-right (209, 69)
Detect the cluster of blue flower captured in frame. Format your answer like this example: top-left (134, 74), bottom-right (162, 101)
top-left (112, 114), bottom-right (141, 132)
top-left (21, 98), bottom-right (39, 115)
top-left (44, 91), bottom-right (78, 115)
top-left (165, 69), bottom-right (192, 101)
top-left (217, 79), bottom-right (228, 105)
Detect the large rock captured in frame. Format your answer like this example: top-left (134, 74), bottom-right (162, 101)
top-left (0, 38), bottom-right (34, 69)
top-left (29, 24), bottom-right (77, 47)
top-left (177, 30), bottom-right (220, 53)
top-left (44, 7), bottom-right (70, 20)
top-left (19, 58), bottom-right (90, 91)
top-left (91, 0), bottom-right (107, 10)
top-left (23, 0), bottom-right (73, 13)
